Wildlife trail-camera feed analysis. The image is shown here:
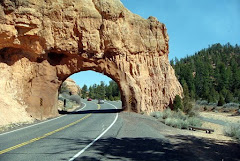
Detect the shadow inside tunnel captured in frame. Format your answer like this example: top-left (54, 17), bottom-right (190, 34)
top-left (58, 109), bottom-right (123, 115)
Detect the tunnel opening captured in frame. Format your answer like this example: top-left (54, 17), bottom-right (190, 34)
top-left (0, 46), bottom-right (141, 121)
top-left (57, 70), bottom-right (123, 113)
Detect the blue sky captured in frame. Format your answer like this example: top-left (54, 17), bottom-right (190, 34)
top-left (71, 0), bottom-right (240, 88)
top-left (121, 0), bottom-right (240, 60)
top-left (70, 71), bottom-right (112, 88)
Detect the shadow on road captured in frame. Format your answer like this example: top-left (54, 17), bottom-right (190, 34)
top-left (58, 109), bottom-right (123, 115)
top-left (52, 135), bottom-right (240, 161)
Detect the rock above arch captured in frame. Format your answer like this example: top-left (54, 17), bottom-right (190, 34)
top-left (0, 0), bottom-right (182, 124)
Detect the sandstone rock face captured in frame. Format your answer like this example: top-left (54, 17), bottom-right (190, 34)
top-left (63, 78), bottom-right (81, 95)
top-left (0, 0), bottom-right (182, 124)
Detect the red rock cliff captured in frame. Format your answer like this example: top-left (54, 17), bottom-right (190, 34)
top-left (0, 0), bottom-right (182, 124)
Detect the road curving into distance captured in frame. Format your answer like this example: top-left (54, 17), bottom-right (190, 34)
top-left (0, 99), bottom-right (121, 161)
top-left (1, 99), bottom-right (239, 161)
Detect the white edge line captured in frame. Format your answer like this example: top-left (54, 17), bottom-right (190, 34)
top-left (0, 102), bottom-right (87, 136)
top-left (68, 102), bottom-right (119, 161)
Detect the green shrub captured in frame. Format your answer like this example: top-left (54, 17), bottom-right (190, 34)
top-left (196, 100), bottom-right (209, 105)
top-left (150, 108), bottom-right (202, 129)
top-left (187, 105), bottom-right (200, 117)
top-left (223, 103), bottom-right (239, 109)
top-left (204, 106), bottom-right (214, 111)
top-left (165, 118), bottom-right (189, 129)
top-left (218, 95), bottom-right (225, 106)
top-left (58, 94), bottom-right (65, 102)
top-left (172, 110), bottom-right (188, 120)
top-left (61, 93), bottom-right (71, 99)
top-left (150, 111), bottom-right (163, 119)
top-left (165, 118), bottom-right (179, 128)
top-left (69, 95), bottom-right (81, 104)
top-left (114, 96), bottom-right (121, 100)
top-left (215, 106), bottom-right (223, 112)
top-left (224, 122), bottom-right (240, 140)
top-left (225, 92), bottom-right (234, 103)
top-left (187, 117), bottom-right (202, 127)
top-left (109, 95), bottom-right (114, 101)
top-left (162, 108), bottom-right (173, 119)
top-left (64, 100), bottom-right (74, 109)
top-left (183, 98), bottom-right (193, 114)
top-left (181, 120), bottom-right (190, 129)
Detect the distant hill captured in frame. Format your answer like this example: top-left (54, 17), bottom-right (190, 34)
top-left (171, 43), bottom-right (240, 104)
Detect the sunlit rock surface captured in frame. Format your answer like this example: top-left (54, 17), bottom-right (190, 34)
top-left (0, 0), bottom-right (182, 125)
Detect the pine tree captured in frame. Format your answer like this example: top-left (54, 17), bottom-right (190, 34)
top-left (182, 80), bottom-right (193, 113)
top-left (88, 86), bottom-right (94, 99)
top-left (81, 84), bottom-right (88, 99)
top-left (105, 85), bottom-right (112, 100)
top-left (225, 91), bottom-right (233, 103)
top-left (170, 59), bottom-right (174, 67)
top-left (218, 94), bottom-right (225, 106)
top-left (98, 81), bottom-right (106, 99)
top-left (173, 95), bottom-right (183, 111)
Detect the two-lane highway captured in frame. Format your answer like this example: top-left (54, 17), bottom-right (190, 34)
top-left (0, 100), bottom-right (121, 161)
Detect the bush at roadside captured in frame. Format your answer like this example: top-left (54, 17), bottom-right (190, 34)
top-left (224, 122), bottom-right (240, 141)
top-left (150, 108), bottom-right (202, 129)
top-left (58, 94), bottom-right (81, 110)
top-left (69, 95), bottom-right (81, 104)
top-left (165, 117), bottom-right (189, 129)
top-left (150, 111), bottom-right (163, 119)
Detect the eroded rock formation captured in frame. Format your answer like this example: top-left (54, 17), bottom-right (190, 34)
top-left (62, 78), bottom-right (81, 95)
top-left (0, 0), bottom-right (182, 124)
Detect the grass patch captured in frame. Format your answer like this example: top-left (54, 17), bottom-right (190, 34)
top-left (150, 108), bottom-right (202, 129)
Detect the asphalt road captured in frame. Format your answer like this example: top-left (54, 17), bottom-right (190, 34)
top-left (1, 100), bottom-right (239, 161)
top-left (0, 100), bottom-right (122, 161)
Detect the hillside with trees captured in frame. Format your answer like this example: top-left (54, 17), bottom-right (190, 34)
top-left (81, 80), bottom-right (121, 101)
top-left (171, 43), bottom-right (240, 105)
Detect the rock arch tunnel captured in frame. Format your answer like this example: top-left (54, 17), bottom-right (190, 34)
top-left (0, 0), bottom-right (182, 121)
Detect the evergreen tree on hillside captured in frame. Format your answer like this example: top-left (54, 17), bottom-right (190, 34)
top-left (87, 80), bottom-right (120, 100)
top-left (88, 86), bottom-right (94, 98)
top-left (97, 81), bottom-right (106, 99)
top-left (182, 80), bottom-right (193, 113)
top-left (172, 43), bottom-right (240, 104)
top-left (218, 94), bottom-right (225, 106)
top-left (105, 85), bottom-right (113, 99)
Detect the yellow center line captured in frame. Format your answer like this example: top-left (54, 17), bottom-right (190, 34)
top-left (97, 104), bottom-right (100, 110)
top-left (91, 102), bottom-right (100, 110)
top-left (0, 103), bottom-right (101, 155)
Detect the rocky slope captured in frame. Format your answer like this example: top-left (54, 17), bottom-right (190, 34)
top-left (0, 0), bottom-right (182, 124)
